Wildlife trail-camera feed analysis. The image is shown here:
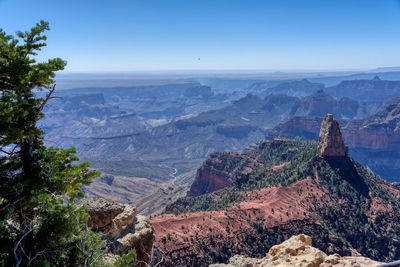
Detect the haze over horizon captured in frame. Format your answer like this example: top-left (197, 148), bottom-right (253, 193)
top-left (1, 0), bottom-right (400, 72)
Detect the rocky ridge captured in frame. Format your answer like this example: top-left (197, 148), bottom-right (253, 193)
top-left (255, 76), bottom-right (400, 104)
top-left (258, 79), bottom-right (325, 97)
top-left (86, 197), bottom-right (154, 263)
top-left (210, 234), bottom-right (382, 267)
top-left (326, 75), bottom-right (400, 102)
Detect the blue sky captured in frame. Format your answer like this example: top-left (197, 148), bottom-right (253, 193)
top-left (1, 0), bottom-right (400, 72)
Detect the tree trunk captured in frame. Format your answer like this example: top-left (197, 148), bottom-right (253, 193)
top-left (21, 138), bottom-right (34, 177)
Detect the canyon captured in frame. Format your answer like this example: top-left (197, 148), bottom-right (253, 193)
top-left (38, 76), bottom-right (400, 217)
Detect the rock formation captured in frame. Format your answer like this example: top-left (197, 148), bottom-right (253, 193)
top-left (318, 114), bottom-right (348, 157)
top-left (287, 90), bottom-right (366, 120)
top-left (210, 234), bottom-right (382, 267)
top-left (342, 102), bottom-right (400, 151)
top-left (86, 197), bottom-right (154, 264)
top-left (256, 78), bottom-right (326, 98)
top-left (187, 154), bottom-right (233, 197)
top-left (186, 150), bottom-right (265, 197)
top-left (290, 90), bottom-right (339, 118)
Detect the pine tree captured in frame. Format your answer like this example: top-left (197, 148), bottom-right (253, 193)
top-left (0, 21), bottom-right (102, 266)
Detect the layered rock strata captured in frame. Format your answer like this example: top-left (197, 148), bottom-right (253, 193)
top-left (187, 151), bottom-right (264, 197)
top-left (86, 197), bottom-right (154, 263)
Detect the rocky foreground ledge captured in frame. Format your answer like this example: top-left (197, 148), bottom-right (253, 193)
top-left (210, 234), bottom-right (382, 267)
top-left (86, 197), bottom-right (154, 264)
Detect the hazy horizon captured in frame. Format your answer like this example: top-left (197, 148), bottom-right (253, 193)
top-left (1, 0), bottom-right (400, 72)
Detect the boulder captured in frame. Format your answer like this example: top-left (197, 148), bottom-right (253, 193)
top-left (210, 234), bottom-right (382, 267)
top-left (86, 197), bottom-right (154, 264)
top-left (87, 197), bottom-right (125, 229)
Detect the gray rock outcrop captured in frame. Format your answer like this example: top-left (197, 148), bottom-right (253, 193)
top-left (86, 197), bottom-right (154, 264)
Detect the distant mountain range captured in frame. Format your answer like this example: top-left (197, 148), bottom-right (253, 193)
top-left (370, 66), bottom-right (400, 72)
top-left (254, 75), bottom-right (400, 103)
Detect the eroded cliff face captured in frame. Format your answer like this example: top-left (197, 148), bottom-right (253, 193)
top-left (187, 150), bottom-right (265, 197)
top-left (187, 163), bottom-right (232, 197)
top-left (318, 114), bottom-right (348, 157)
top-left (86, 197), bottom-right (154, 264)
top-left (342, 103), bottom-right (400, 151)
top-left (210, 234), bottom-right (382, 267)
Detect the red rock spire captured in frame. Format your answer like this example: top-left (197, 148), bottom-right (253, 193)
top-left (318, 114), bottom-right (348, 157)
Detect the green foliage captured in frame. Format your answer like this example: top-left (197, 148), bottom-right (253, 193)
top-left (0, 21), bottom-right (103, 266)
top-left (0, 21), bottom-right (65, 150)
top-left (114, 249), bottom-right (137, 267)
top-left (311, 156), bottom-right (400, 261)
top-left (76, 212), bottom-right (108, 267)
top-left (239, 140), bottom-right (316, 190)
